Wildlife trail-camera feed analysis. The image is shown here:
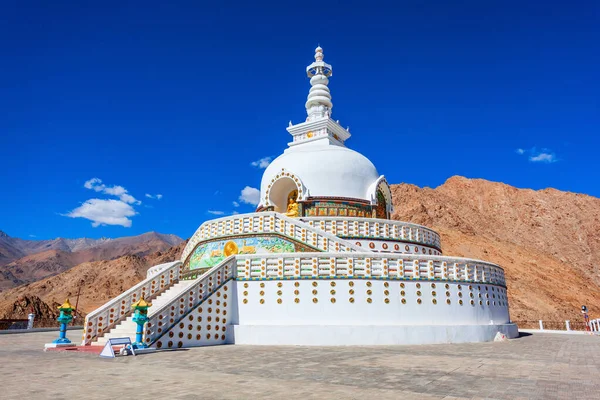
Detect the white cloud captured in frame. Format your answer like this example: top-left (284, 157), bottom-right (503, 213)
top-left (232, 201), bottom-right (240, 207)
top-left (29, 234), bottom-right (36, 238)
top-left (250, 157), bottom-right (272, 169)
top-left (516, 148), bottom-right (558, 164)
top-left (238, 186), bottom-right (260, 206)
top-left (64, 199), bottom-right (137, 227)
top-left (84, 178), bottom-right (140, 204)
top-left (232, 211), bottom-right (240, 215)
top-left (529, 152), bottom-right (557, 163)
top-left (207, 210), bottom-right (225, 215)
top-left (145, 193), bottom-right (163, 200)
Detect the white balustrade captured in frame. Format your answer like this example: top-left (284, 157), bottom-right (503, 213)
top-left (82, 261), bottom-right (183, 345)
top-left (301, 216), bottom-right (442, 250)
top-left (181, 212), bottom-right (364, 263)
top-left (145, 257), bottom-right (237, 346)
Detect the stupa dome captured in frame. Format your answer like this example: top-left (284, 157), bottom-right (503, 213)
top-left (259, 143), bottom-right (380, 210)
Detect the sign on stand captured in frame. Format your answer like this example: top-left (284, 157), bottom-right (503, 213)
top-left (99, 337), bottom-right (133, 358)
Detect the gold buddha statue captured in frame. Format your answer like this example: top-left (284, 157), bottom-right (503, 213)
top-left (284, 190), bottom-right (299, 217)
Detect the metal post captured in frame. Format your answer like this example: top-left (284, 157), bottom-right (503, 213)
top-left (539, 320), bottom-right (544, 330)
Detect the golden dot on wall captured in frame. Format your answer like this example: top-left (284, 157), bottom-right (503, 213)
top-left (384, 298), bottom-right (390, 304)
top-left (260, 299), bottom-right (265, 304)
top-left (312, 282), bottom-right (318, 287)
top-left (367, 290), bottom-right (372, 295)
top-left (401, 298), bottom-right (406, 304)
top-left (295, 298), bottom-right (300, 303)
top-left (277, 298), bottom-right (282, 304)
top-left (331, 298), bottom-right (336, 304)
top-left (294, 282), bottom-right (300, 287)
top-left (349, 281), bottom-right (354, 287)
top-left (417, 298), bottom-right (422, 304)
top-left (349, 297), bottom-right (355, 303)
top-left (312, 298), bottom-right (318, 303)
top-left (384, 282), bottom-right (389, 288)
top-left (243, 299), bottom-right (248, 304)
top-left (366, 281), bottom-right (372, 287)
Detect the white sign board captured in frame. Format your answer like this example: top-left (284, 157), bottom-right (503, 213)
top-left (99, 337), bottom-right (133, 358)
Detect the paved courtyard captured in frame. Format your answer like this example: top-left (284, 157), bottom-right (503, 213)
top-left (1, 331), bottom-right (599, 399)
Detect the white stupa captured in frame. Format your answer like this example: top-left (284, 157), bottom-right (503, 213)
top-left (82, 47), bottom-right (517, 348)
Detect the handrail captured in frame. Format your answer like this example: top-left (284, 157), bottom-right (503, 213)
top-left (180, 212), bottom-right (366, 264)
top-left (300, 216), bottom-right (442, 250)
top-left (81, 261), bottom-right (183, 345)
top-left (145, 257), bottom-right (236, 345)
top-left (234, 252), bottom-right (506, 287)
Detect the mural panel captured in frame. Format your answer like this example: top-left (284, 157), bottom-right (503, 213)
top-left (188, 236), bottom-right (302, 270)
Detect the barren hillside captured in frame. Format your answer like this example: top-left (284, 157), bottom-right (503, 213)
top-left (2, 176), bottom-right (599, 325)
top-left (392, 176), bottom-right (600, 323)
top-left (0, 242), bottom-right (186, 319)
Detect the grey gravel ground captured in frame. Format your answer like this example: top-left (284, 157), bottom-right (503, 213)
top-left (1, 331), bottom-right (599, 399)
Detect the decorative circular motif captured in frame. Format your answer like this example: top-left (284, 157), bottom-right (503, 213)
top-left (349, 281), bottom-right (354, 287)
top-left (401, 298), bottom-right (406, 304)
top-left (259, 299), bottom-right (265, 304)
top-left (312, 282), bottom-right (318, 287)
top-left (384, 298), bottom-right (390, 304)
top-left (312, 289), bottom-right (318, 295)
top-left (349, 297), bottom-right (355, 303)
top-left (260, 283), bottom-right (265, 288)
top-left (400, 290), bottom-right (405, 296)
top-left (312, 298), bottom-right (318, 303)
top-left (277, 282), bottom-right (283, 288)
top-left (277, 298), bottom-right (282, 304)
top-left (369, 242), bottom-right (375, 249)
top-left (382, 243), bottom-right (388, 250)
top-left (366, 290), bottom-right (372, 295)
top-left (400, 283), bottom-right (405, 288)
top-left (330, 290), bottom-right (336, 295)
top-left (384, 282), bottom-right (389, 288)
top-left (431, 291), bottom-right (436, 297)
top-left (330, 298), bottom-right (336, 303)
top-left (432, 299), bottom-right (437, 304)
top-left (366, 281), bottom-right (372, 287)
top-left (446, 299), bottom-right (451, 305)
top-left (367, 298), bottom-right (372, 303)
top-left (330, 282), bottom-right (336, 287)
top-left (417, 298), bottom-right (422, 304)
top-left (223, 241), bottom-right (239, 257)
top-left (294, 282), bottom-right (300, 287)
top-left (295, 298), bottom-right (300, 303)
top-left (349, 289), bottom-right (355, 295)
top-left (459, 300), bottom-right (463, 305)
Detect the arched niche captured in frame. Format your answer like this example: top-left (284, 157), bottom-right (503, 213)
top-left (263, 170), bottom-right (307, 213)
top-left (367, 175), bottom-right (393, 218)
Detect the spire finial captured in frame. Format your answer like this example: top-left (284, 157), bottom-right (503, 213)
top-left (305, 45), bottom-right (333, 121)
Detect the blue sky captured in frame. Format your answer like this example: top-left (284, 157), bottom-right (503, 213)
top-left (1, 0), bottom-right (598, 240)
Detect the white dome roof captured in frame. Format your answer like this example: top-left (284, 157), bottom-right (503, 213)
top-left (260, 143), bottom-right (380, 206)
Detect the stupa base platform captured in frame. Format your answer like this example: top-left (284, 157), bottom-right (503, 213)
top-left (231, 323), bottom-right (519, 346)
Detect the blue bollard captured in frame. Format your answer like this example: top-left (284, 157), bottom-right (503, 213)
top-left (53, 299), bottom-right (74, 344)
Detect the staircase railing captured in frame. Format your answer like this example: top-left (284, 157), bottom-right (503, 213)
top-left (145, 257), bottom-right (236, 346)
top-left (181, 212), bottom-right (365, 264)
top-left (81, 261), bottom-right (183, 345)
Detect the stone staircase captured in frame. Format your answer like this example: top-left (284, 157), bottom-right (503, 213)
top-left (92, 279), bottom-right (196, 346)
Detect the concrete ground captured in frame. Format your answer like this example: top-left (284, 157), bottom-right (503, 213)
top-left (1, 331), bottom-right (599, 400)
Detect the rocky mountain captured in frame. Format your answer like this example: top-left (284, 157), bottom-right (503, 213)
top-left (0, 241), bottom-right (186, 319)
top-left (1, 176), bottom-right (598, 326)
top-left (391, 176), bottom-right (600, 323)
top-left (0, 231), bottom-right (183, 292)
